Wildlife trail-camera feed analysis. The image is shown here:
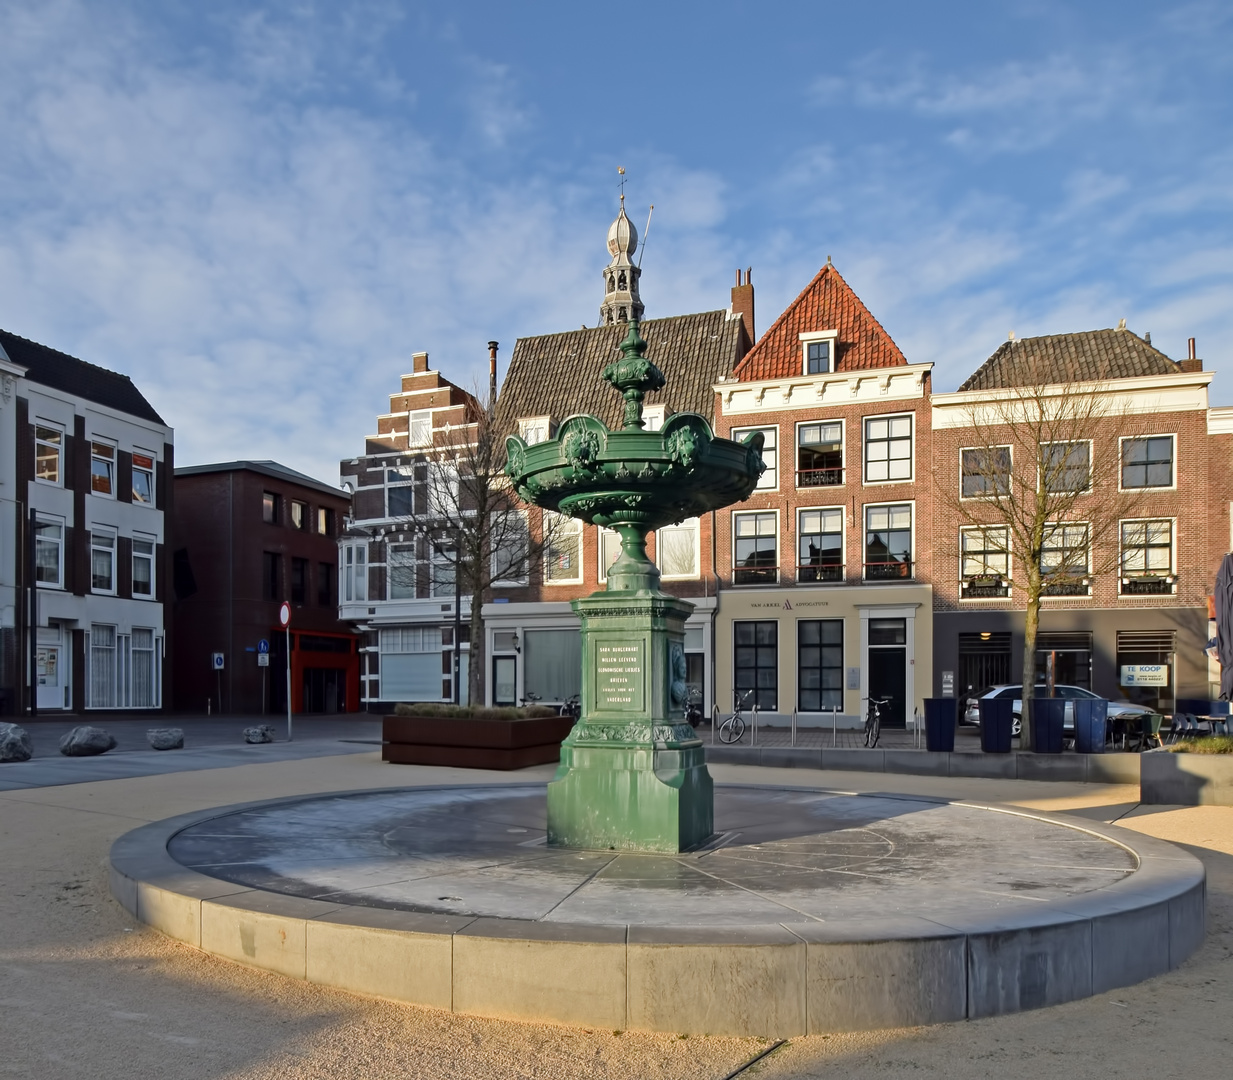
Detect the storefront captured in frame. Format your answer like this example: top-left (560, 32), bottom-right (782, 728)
top-left (713, 584), bottom-right (933, 729)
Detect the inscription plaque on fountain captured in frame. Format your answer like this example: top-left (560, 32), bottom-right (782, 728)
top-left (596, 642), bottom-right (645, 711)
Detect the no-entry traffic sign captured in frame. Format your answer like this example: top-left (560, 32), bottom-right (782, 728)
top-left (278, 601), bottom-right (290, 628)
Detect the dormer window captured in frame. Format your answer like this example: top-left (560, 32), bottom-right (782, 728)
top-left (519, 416), bottom-right (553, 445)
top-left (799, 330), bottom-right (839, 376)
top-left (642, 405), bottom-right (665, 432)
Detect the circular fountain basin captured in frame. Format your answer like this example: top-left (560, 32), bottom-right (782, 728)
top-left (110, 784), bottom-right (1205, 1037)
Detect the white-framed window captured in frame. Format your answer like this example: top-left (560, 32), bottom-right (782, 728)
top-left (657, 517), bottom-right (699, 579)
top-left (1120, 435), bottom-right (1175, 490)
top-left (34, 515), bottom-right (64, 588)
top-left (379, 626), bottom-right (444, 702)
top-left (543, 511), bottom-right (582, 584)
top-left (381, 626), bottom-right (441, 653)
top-left (131, 628), bottom-right (158, 708)
top-left (797, 507), bottom-right (844, 583)
top-left (386, 462), bottom-right (420, 518)
top-left (408, 410), bottom-right (432, 447)
top-left (864, 503), bottom-right (913, 579)
top-left (89, 624), bottom-right (117, 708)
top-left (387, 542), bottom-right (417, 600)
top-left (960, 525), bottom-right (1011, 599)
top-left (35, 424), bottom-right (64, 485)
top-left (343, 543), bottom-right (368, 602)
top-left (132, 535), bottom-right (156, 598)
top-left (430, 546), bottom-right (456, 598)
top-left (90, 527), bottom-right (116, 593)
top-left (1120, 519), bottom-right (1175, 595)
top-left (90, 440), bottom-right (116, 497)
top-left (864, 415), bottom-right (913, 483)
top-left (732, 510), bottom-right (778, 585)
top-left (799, 330), bottom-right (838, 376)
top-left (519, 416), bottom-right (553, 445)
top-left (960, 446), bottom-right (1011, 498)
top-left (732, 425), bottom-right (777, 490)
top-left (797, 421), bottom-right (843, 488)
top-left (1042, 441), bottom-right (1091, 494)
top-left (1040, 522), bottom-right (1090, 596)
top-left (642, 405), bottom-right (665, 432)
top-left (132, 451), bottom-right (156, 505)
top-left (491, 511), bottom-right (529, 586)
top-left (598, 526), bottom-right (622, 583)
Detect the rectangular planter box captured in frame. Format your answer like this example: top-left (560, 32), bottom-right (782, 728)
top-left (383, 714), bottom-right (577, 771)
top-left (1141, 750), bottom-right (1233, 806)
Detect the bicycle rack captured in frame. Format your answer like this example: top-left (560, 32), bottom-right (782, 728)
top-left (751, 703), bottom-right (759, 746)
top-left (790, 708), bottom-right (797, 748)
top-left (832, 705), bottom-right (838, 748)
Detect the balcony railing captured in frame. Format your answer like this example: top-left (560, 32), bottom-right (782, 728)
top-left (1041, 576), bottom-right (1090, 597)
top-left (864, 559), bottom-right (912, 581)
top-left (796, 466), bottom-right (844, 487)
top-left (798, 563), bottom-right (844, 583)
top-left (962, 575), bottom-right (1010, 599)
top-left (733, 566), bottom-right (779, 586)
top-left (1121, 574), bottom-right (1176, 596)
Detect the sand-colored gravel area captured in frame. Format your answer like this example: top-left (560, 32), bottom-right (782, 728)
top-left (1, 752), bottom-right (1229, 1079)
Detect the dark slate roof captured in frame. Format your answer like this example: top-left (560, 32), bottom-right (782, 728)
top-left (495, 310), bottom-right (747, 430)
top-left (734, 263), bottom-right (907, 380)
top-left (0, 328), bottom-right (166, 425)
top-left (959, 328), bottom-right (1183, 391)
top-left (175, 460), bottom-right (348, 500)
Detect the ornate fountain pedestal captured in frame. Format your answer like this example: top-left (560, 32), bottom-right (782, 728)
top-left (547, 591), bottom-right (712, 852)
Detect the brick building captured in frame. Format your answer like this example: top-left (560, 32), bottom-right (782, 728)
top-left (711, 261), bottom-right (934, 728)
top-left (338, 354), bottom-right (482, 709)
top-left (172, 461), bottom-right (357, 715)
top-left (931, 329), bottom-right (1222, 713)
top-left (479, 203), bottom-right (754, 712)
top-left (0, 329), bottom-right (173, 715)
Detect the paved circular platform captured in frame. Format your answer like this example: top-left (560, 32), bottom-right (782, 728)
top-left (110, 784), bottom-right (1206, 1037)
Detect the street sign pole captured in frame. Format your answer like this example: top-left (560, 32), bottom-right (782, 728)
top-left (279, 603), bottom-right (292, 742)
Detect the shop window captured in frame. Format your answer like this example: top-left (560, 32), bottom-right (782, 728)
top-left (734, 620), bottom-right (777, 711)
top-left (798, 620), bottom-right (843, 711)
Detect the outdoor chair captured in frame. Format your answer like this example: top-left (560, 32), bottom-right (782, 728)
top-left (1130, 714), bottom-right (1164, 752)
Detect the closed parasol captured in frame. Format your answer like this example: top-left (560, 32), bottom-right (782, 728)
top-left (1215, 553), bottom-right (1233, 699)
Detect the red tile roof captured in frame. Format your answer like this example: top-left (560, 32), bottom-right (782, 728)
top-left (732, 263), bottom-right (907, 381)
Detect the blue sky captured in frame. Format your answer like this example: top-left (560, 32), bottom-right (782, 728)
top-left (1, 1), bottom-right (1231, 483)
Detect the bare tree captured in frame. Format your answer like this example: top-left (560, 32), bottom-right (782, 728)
top-left (381, 391), bottom-right (561, 707)
top-left (935, 354), bottom-right (1150, 748)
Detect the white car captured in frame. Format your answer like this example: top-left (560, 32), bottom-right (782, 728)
top-left (964, 685), bottom-right (1157, 737)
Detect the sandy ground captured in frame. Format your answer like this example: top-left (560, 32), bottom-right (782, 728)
top-left (0, 754), bottom-right (1229, 1079)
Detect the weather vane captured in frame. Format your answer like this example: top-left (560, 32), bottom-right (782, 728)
top-left (618, 166), bottom-right (626, 204)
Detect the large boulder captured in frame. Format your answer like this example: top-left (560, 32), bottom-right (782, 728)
top-left (146, 727), bottom-right (184, 751)
top-left (243, 725), bottom-right (275, 744)
top-left (59, 725), bottom-right (117, 757)
top-left (0, 723), bottom-right (32, 763)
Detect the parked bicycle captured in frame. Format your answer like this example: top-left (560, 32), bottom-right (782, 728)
top-left (519, 692), bottom-right (541, 708)
top-left (559, 694), bottom-right (581, 720)
top-left (719, 690), bottom-right (754, 744)
top-left (863, 696), bottom-right (890, 748)
top-left (683, 686), bottom-right (704, 729)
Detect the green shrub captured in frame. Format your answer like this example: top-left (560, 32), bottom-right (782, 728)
top-left (393, 702), bottom-right (560, 720)
top-left (1170, 736), bottom-right (1233, 754)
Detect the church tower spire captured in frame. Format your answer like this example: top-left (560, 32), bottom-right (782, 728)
top-left (599, 193), bottom-right (644, 326)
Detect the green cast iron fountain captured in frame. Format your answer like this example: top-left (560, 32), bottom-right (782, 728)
top-left (505, 320), bottom-right (764, 852)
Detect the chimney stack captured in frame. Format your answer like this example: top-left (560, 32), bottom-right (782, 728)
top-left (487, 341), bottom-right (499, 410)
top-left (412, 351), bottom-right (429, 374)
top-left (1181, 336), bottom-right (1203, 373)
top-left (731, 267), bottom-right (755, 345)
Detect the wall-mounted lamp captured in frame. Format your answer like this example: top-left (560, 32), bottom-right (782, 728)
top-left (980, 632), bottom-right (992, 641)
top-left (512, 632), bottom-right (521, 654)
